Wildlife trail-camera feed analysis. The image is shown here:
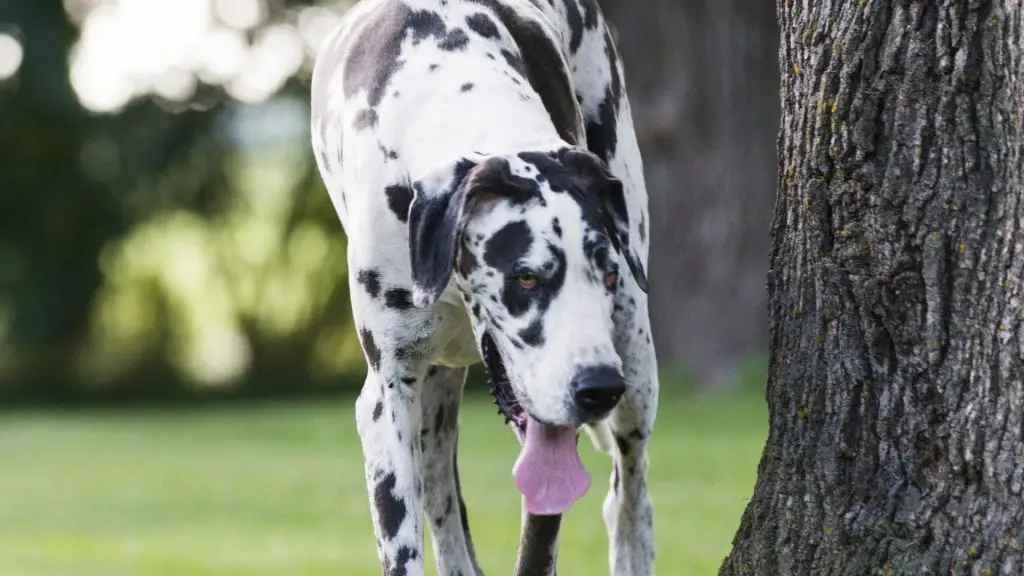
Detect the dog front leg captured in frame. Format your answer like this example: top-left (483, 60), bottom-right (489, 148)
top-left (605, 294), bottom-right (659, 576)
top-left (419, 365), bottom-right (485, 576)
top-left (356, 371), bottom-right (425, 576)
top-left (514, 511), bottom-right (561, 576)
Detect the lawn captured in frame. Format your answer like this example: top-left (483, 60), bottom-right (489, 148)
top-left (0, 389), bottom-right (766, 575)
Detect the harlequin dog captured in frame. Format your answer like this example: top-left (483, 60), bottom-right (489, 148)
top-left (310, 0), bottom-right (658, 574)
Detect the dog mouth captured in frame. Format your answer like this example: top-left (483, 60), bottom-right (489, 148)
top-left (480, 332), bottom-right (527, 434)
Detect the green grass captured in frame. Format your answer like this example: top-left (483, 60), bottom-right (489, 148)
top-left (0, 391), bottom-right (766, 575)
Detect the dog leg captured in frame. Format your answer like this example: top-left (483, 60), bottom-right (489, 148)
top-left (514, 510), bottom-right (561, 576)
top-left (603, 285), bottom-right (659, 576)
top-left (419, 365), bottom-right (485, 576)
top-left (354, 311), bottom-right (437, 576)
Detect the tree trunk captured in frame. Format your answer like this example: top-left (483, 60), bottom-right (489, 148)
top-left (723, 1), bottom-right (1024, 573)
top-left (599, 0), bottom-right (779, 385)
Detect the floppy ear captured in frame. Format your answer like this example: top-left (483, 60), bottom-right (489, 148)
top-left (407, 157), bottom-right (480, 308)
top-left (560, 148), bottom-right (649, 293)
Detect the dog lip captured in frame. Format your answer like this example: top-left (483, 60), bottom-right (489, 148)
top-left (481, 332), bottom-right (526, 427)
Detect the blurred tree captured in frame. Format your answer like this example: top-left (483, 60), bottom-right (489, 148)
top-left (0, 0), bottom-right (362, 402)
top-left (600, 0), bottom-right (779, 385)
top-left (723, 1), bottom-right (1024, 572)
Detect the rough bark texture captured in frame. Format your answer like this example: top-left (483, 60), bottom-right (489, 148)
top-left (600, 0), bottom-right (778, 384)
top-left (723, 0), bottom-right (1024, 574)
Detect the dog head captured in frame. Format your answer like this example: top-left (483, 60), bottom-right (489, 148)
top-left (407, 147), bottom-right (647, 429)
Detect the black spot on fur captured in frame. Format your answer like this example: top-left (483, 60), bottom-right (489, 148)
top-left (429, 63), bottom-right (440, 72)
top-left (353, 108), bottom-right (378, 130)
top-left (374, 472), bottom-right (406, 541)
top-left (379, 144), bottom-right (400, 160)
top-left (461, 82), bottom-right (475, 92)
top-left (360, 328), bottom-right (382, 371)
top-left (584, 29), bottom-right (622, 163)
top-left (580, 0), bottom-right (600, 29)
top-left (373, 401), bottom-right (384, 421)
top-left (562, 0), bottom-right (585, 53)
top-left (458, 245), bottom-right (479, 277)
top-left (454, 453), bottom-right (473, 544)
top-left (552, 218), bottom-right (562, 237)
top-left (389, 545), bottom-right (417, 576)
top-left (469, 0), bottom-right (581, 143)
top-left (385, 185), bottom-right (414, 223)
top-left (519, 320), bottom-right (544, 346)
top-left (439, 27), bottom-right (469, 51)
top-left (465, 13), bottom-right (500, 39)
top-left (357, 269), bottom-right (382, 299)
top-left (638, 211), bottom-right (647, 243)
top-left (615, 434), bottom-right (631, 457)
top-left (385, 288), bottom-right (414, 310)
top-left (343, 2), bottom-right (474, 112)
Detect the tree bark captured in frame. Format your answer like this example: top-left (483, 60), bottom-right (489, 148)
top-left (724, 1), bottom-right (1024, 573)
top-left (599, 0), bottom-right (778, 385)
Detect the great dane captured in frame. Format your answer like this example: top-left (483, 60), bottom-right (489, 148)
top-left (310, 0), bottom-right (659, 574)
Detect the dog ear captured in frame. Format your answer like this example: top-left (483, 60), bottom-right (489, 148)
top-left (407, 155), bottom-right (523, 307)
top-left (559, 148), bottom-right (649, 293)
top-left (407, 157), bottom-right (480, 308)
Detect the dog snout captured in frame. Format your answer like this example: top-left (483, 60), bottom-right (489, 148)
top-left (571, 365), bottom-right (626, 421)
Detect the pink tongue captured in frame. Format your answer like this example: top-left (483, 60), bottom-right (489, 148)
top-left (512, 416), bottom-right (591, 515)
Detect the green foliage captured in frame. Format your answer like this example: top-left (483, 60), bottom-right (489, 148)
top-left (0, 1), bottom-right (364, 400)
top-left (0, 389), bottom-right (767, 575)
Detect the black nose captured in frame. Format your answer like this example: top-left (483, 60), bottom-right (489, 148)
top-left (571, 365), bottom-right (626, 421)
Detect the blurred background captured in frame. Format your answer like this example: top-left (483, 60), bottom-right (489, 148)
top-left (0, 0), bottom-right (777, 573)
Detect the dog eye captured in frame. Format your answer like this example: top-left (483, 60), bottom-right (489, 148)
top-left (604, 271), bottom-right (619, 289)
top-left (516, 274), bottom-right (539, 290)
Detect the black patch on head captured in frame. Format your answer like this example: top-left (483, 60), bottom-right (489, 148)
top-left (373, 401), bottom-right (384, 421)
top-left (484, 221), bottom-right (535, 317)
top-left (469, 0), bottom-right (581, 144)
top-left (384, 288), bottom-right (414, 310)
top-left (353, 108), bottom-right (378, 130)
top-left (460, 82), bottom-right (474, 92)
top-left (360, 328), bottom-right (382, 371)
top-left (357, 269), bottom-right (382, 299)
top-left (584, 29), bottom-right (623, 163)
top-left (439, 27), bottom-right (470, 51)
top-left (465, 13), bottom-right (500, 39)
top-left (518, 148), bottom-right (648, 291)
top-left (385, 185), bottom-right (414, 223)
top-left (470, 156), bottom-right (542, 205)
top-left (484, 222), bottom-right (532, 270)
top-left (374, 472), bottom-right (406, 541)
top-left (519, 319), bottom-right (544, 346)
